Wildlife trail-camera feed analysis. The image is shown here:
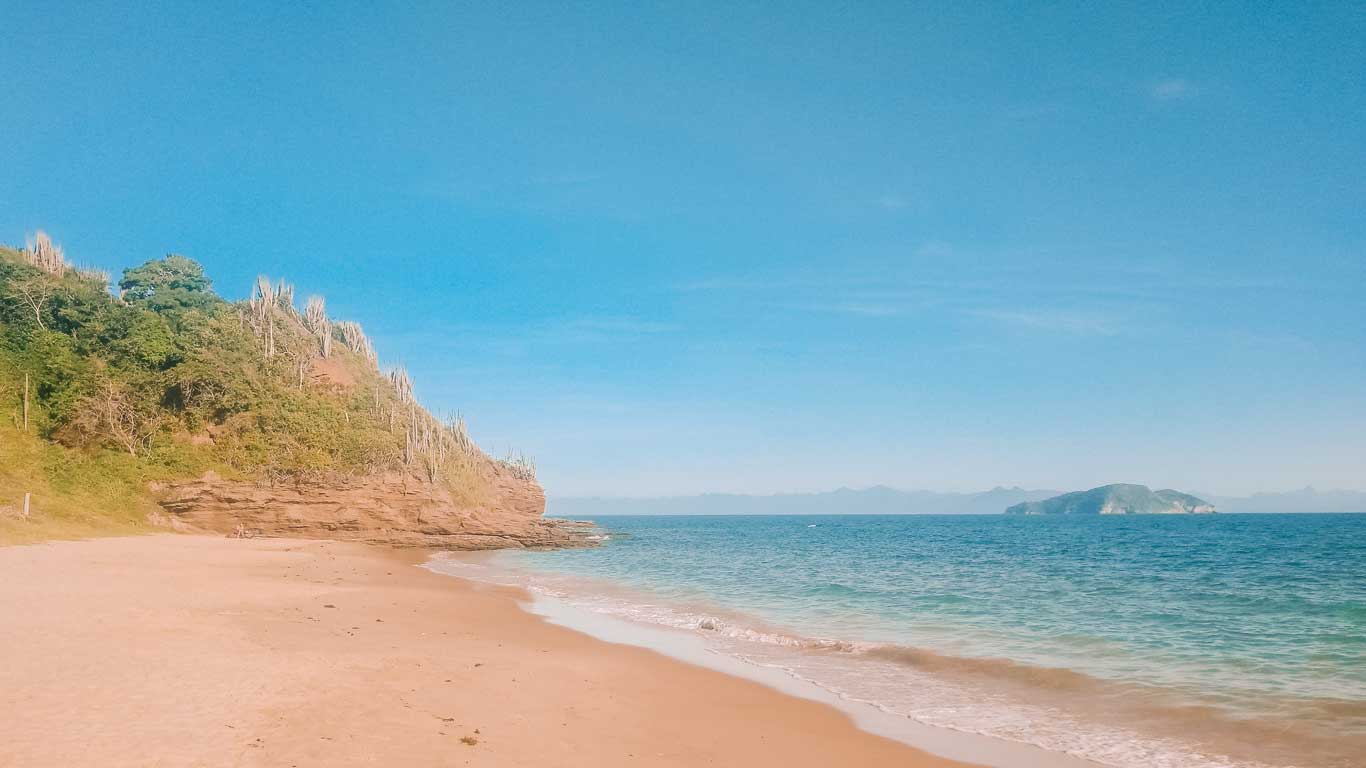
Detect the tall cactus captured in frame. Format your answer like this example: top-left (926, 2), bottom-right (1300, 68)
top-left (303, 295), bottom-right (332, 358)
top-left (335, 321), bottom-right (377, 367)
top-left (389, 367), bottom-right (414, 404)
top-left (21, 231), bottom-right (67, 275)
top-left (247, 276), bottom-right (276, 359)
top-left (275, 279), bottom-right (296, 315)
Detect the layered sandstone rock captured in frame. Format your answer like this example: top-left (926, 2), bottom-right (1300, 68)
top-left (157, 460), bottom-right (591, 549)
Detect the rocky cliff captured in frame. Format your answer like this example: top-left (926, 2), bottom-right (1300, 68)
top-left (1004, 484), bottom-right (1216, 515)
top-left (156, 459), bottom-right (591, 549)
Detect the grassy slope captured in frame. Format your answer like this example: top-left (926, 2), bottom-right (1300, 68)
top-left (0, 424), bottom-right (163, 544)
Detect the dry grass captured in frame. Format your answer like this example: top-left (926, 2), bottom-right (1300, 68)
top-left (440, 452), bottom-right (495, 509)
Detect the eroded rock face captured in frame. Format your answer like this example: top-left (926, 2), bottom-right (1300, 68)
top-left (157, 460), bottom-right (591, 549)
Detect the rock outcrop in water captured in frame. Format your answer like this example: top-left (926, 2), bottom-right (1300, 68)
top-left (1003, 484), bottom-right (1216, 515)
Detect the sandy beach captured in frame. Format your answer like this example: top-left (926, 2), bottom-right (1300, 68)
top-left (0, 535), bottom-right (972, 768)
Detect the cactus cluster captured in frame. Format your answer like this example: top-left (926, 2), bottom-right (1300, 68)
top-left (303, 295), bottom-right (332, 359)
top-left (500, 449), bottom-right (537, 482)
top-left (334, 321), bottom-right (377, 367)
top-left (389, 367), bottom-right (414, 404)
top-left (20, 231), bottom-right (67, 275)
top-left (238, 274), bottom-right (534, 485)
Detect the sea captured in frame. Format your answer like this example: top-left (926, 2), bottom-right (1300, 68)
top-left (430, 514), bottom-right (1366, 768)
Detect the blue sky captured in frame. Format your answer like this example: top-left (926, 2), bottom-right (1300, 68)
top-left (3, 1), bottom-right (1363, 496)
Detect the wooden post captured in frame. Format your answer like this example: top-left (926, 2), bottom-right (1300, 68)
top-left (23, 493), bottom-right (31, 519)
top-left (23, 372), bottom-right (29, 432)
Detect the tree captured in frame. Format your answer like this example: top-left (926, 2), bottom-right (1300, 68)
top-left (74, 377), bottom-right (161, 456)
top-left (4, 328), bottom-right (93, 434)
top-left (4, 273), bottom-right (54, 329)
top-left (118, 255), bottom-right (220, 316)
top-left (107, 310), bottom-right (179, 370)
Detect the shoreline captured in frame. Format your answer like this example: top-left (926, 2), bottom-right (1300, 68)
top-left (521, 589), bottom-right (1099, 768)
top-left (431, 550), bottom-right (1099, 768)
top-left (0, 534), bottom-right (976, 767)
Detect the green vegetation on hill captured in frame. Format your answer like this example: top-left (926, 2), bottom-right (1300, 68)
top-left (1004, 484), bottom-right (1216, 515)
top-left (0, 232), bottom-right (532, 542)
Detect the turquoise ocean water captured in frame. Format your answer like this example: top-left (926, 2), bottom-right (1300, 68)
top-left (457, 514), bottom-right (1365, 767)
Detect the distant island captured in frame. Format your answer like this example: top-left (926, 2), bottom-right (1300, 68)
top-left (1004, 484), bottom-right (1216, 515)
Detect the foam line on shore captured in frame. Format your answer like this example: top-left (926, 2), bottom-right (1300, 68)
top-left (525, 591), bottom-right (1099, 768)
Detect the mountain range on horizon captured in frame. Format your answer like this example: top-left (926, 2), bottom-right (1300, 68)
top-left (548, 485), bottom-right (1366, 516)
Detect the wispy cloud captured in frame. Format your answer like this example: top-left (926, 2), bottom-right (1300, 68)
top-left (561, 317), bottom-right (677, 336)
top-left (674, 275), bottom-right (837, 293)
top-left (915, 241), bottom-right (955, 260)
top-left (998, 103), bottom-right (1066, 123)
top-left (1150, 79), bottom-right (1195, 101)
top-left (969, 309), bottom-right (1118, 336)
top-left (377, 315), bottom-right (677, 359)
top-left (877, 194), bottom-right (910, 211)
top-left (671, 244), bottom-right (1304, 337)
top-left (812, 301), bottom-right (912, 318)
top-left (417, 169), bottom-right (662, 222)
top-left (530, 172), bottom-right (603, 187)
